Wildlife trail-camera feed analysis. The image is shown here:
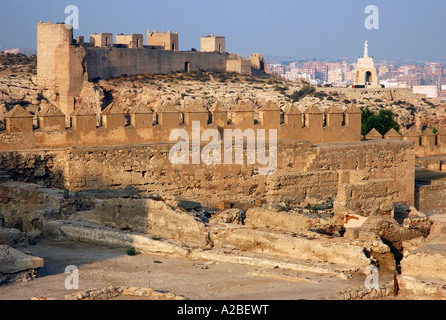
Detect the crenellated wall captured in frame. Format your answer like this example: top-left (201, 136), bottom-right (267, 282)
top-left (0, 100), bottom-right (362, 150)
top-left (0, 101), bottom-right (415, 210)
top-left (365, 126), bottom-right (446, 158)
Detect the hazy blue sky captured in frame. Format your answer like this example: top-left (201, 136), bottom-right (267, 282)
top-left (1, 0), bottom-right (445, 62)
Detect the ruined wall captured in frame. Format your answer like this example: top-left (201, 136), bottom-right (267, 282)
top-left (89, 33), bottom-right (113, 48)
top-left (318, 87), bottom-right (424, 101)
top-left (116, 34), bottom-right (144, 48)
top-left (0, 138), bottom-right (415, 209)
top-left (226, 55), bottom-right (252, 75)
top-left (249, 53), bottom-right (265, 72)
top-left (415, 182), bottom-right (446, 214)
top-left (54, 45), bottom-right (87, 116)
top-left (311, 140), bottom-right (415, 205)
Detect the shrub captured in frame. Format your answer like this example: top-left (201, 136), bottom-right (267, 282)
top-left (287, 85), bottom-right (316, 102)
top-left (126, 248), bottom-right (137, 256)
top-left (312, 91), bottom-right (328, 100)
top-left (361, 107), bottom-right (400, 137)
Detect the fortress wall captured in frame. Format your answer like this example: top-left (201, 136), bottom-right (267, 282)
top-left (85, 48), bottom-right (227, 80)
top-left (318, 87), bottom-right (423, 101)
top-left (411, 133), bottom-right (446, 157)
top-left (0, 138), bottom-right (414, 208)
top-left (312, 140), bottom-right (415, 205)
top-left (0, 101), bottom-right (362, 150)
top-left (226, 58), bottom-right (252, 75)
top-left (415, 182), bottom-right (446, 215)
top-left (371, 126), bottom-right (446, 158)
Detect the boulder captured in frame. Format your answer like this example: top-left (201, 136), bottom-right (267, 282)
top-left (400, 245), bottom-right (446, 281)
top-left (244, 207), bottom-right (310, 231)
top-left (0, 228), bottom-right (28, 247)
top-left (0, 245), bottom-right (43, 284)
top-left (97, 198), bottom-right (210, 246)
top-left (210, 208), bottom-right (245, 225)
top-left (210, 226), bottom-right (371, 272)
top-left (400, 214), bottom-right (446, 282)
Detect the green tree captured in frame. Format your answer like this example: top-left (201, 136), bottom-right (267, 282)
top-left (361, 107), bottom-right (400, 137)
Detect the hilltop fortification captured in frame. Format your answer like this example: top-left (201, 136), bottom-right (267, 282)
top-left (37, 22), bottom-right (265, 117)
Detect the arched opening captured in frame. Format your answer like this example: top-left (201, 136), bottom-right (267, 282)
top-left (184, 62), bottom-right (190, 72)
top-left (365, 71), bottom-right (372, 84)
top-left (172, 43), bottom-right (175, 51)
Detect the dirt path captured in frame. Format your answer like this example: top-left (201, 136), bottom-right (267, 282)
top-left (0, 239), bottom-right (386, 300)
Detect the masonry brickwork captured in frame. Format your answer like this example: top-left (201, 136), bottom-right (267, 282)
top-left (0, 137), bottom-right (415, 211)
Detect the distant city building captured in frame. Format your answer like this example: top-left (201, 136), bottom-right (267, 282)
top-left (2, 48), bottom-right (36, 55)
top-left (268, 64), bottom-right (286, 75)
top-left (413, 85), bottom-right (438, 98)
top-left (439, 90), bottom-right (446, 102)
top-left (265, 51), bottom-right (443, 90)
top-left (327, 69), bottom-right (343, 83)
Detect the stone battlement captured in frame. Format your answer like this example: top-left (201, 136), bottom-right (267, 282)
top-left (0, 100), bottom-right (361, 150)
top-left (365, 126), bottom-right (446, 158)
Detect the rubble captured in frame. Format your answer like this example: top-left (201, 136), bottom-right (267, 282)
top-left (32, 286), bottom-right (188, 300)
top-left (0, 244), bottom-right (43, 285)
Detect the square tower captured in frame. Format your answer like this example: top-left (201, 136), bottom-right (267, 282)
top-left (147, 30), bottom-right (178, 51)
top-left (201, 35), bottom-right (225, 54)
top-left (116, 34), bottom-right (144, 48)
top-left (90, 33), bottom-right (113, 47)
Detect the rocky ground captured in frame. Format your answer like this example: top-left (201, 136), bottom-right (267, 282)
top-left (0, 180), bottom-right (445, 300)
top-left (0, 239), bottom-right (384, 301)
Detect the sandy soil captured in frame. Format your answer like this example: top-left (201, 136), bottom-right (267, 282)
top-left (0, 239), bottom-right (395, 301)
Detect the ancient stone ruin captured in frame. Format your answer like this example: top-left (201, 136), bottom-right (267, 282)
top-left (0, 21), bottom-right (445, 301)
